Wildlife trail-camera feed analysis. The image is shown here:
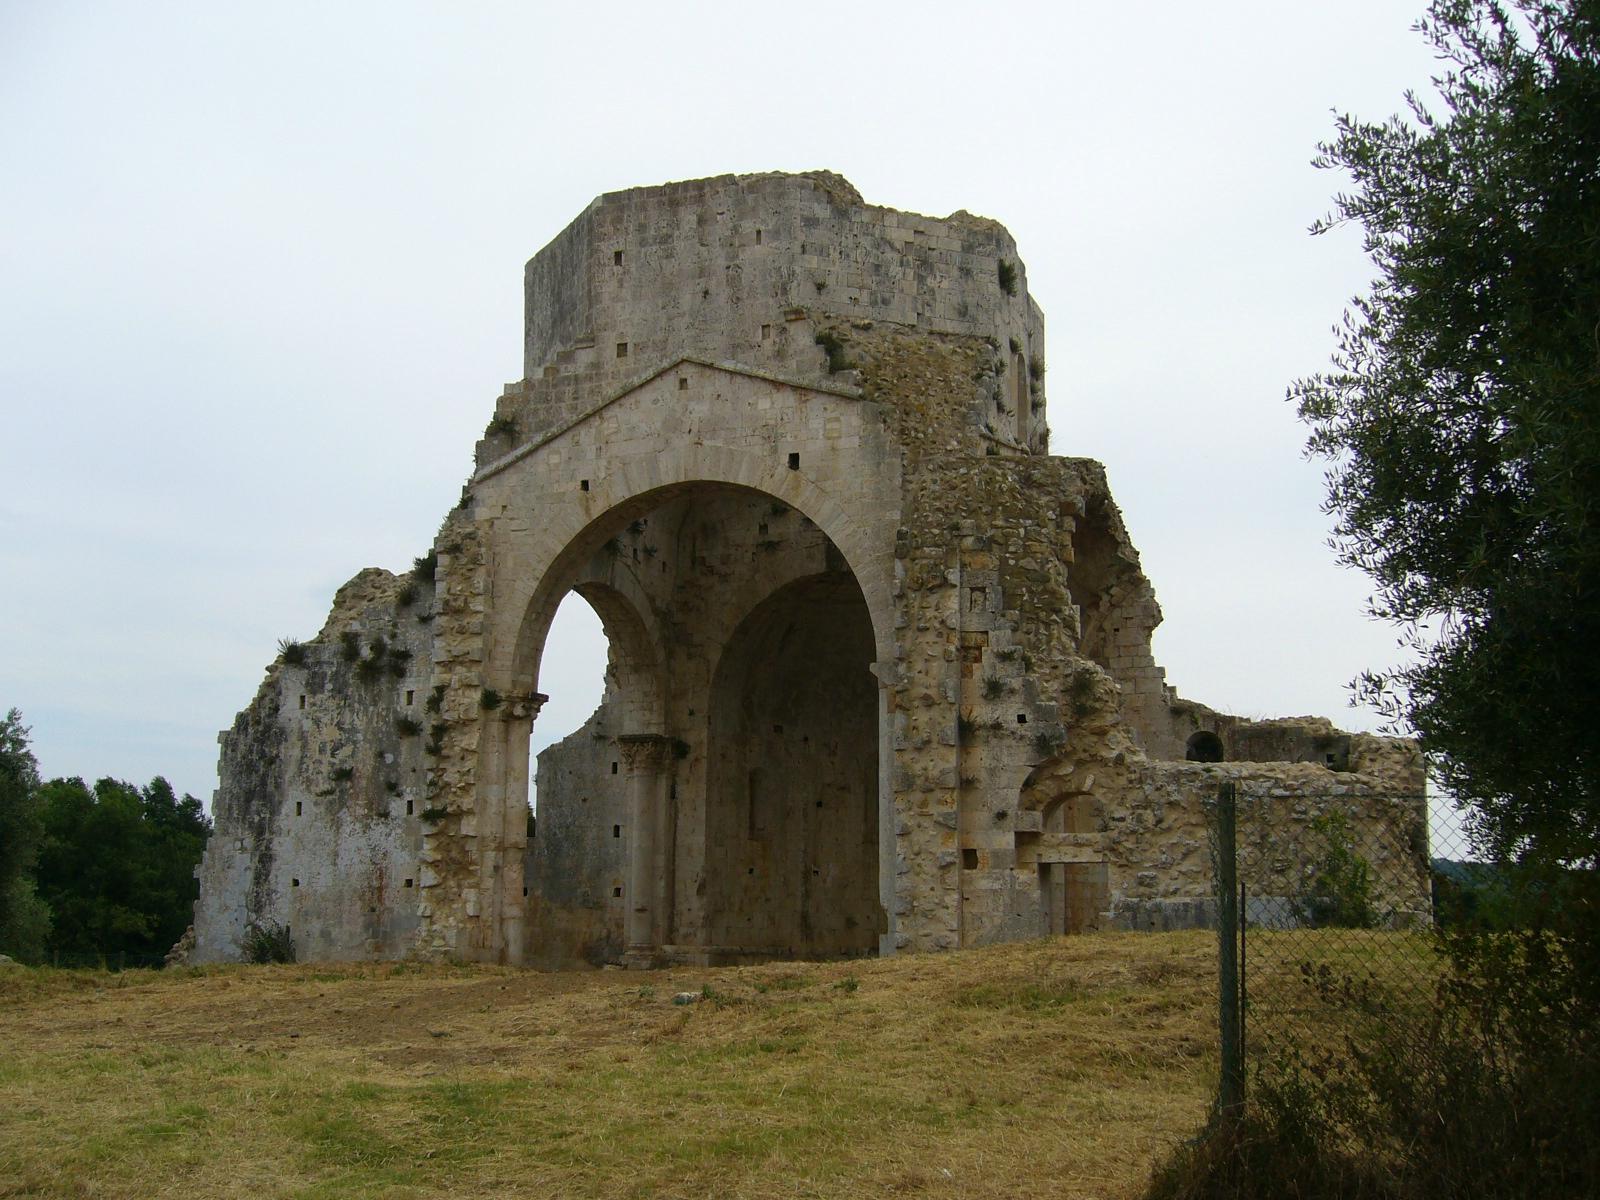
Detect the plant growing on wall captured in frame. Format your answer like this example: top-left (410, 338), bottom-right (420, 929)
top-left (277, 639), bottom-right (308, 666)
top-left (242, 919), bottom-right (295, 964)
top-left (997, 259), bottom-right (1018, 296)
top-left (814, 330), bottom-right (851, 373)
top-left (1295, 810), bottom-right (1380, 929)
top-left (1032, 728), bottom-right (1067, 759)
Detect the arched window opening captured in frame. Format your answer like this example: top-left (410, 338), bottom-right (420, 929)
top-left (528, 592), bottom-right (610, 818)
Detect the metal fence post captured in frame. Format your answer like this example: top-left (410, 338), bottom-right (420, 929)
top-left (1218, 780), bottom-right (1243, 1115)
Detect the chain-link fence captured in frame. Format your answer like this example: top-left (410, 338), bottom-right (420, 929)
top-left (1210, 781), bottom-right (1474, 1107)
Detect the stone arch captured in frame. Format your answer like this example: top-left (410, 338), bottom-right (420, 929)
top-left (564, 580), bottom-right (666, 736)
top-left (499, 474), bottom-right (893, 702)
top-left (1185, 730), bottom-right (1225, 763)
top-left (470, 430), bottom-right (897, 965)
top-left (1040, 791), bottom-right (1101, 835)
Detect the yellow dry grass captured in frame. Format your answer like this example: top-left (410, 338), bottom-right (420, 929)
top-left (0, 932), bottom-right (1220, 1200)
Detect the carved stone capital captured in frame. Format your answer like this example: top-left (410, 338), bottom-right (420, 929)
top-left (507, 691), bottom-right (550, 720)
top-left (616, 733), bottom-right (674, 773)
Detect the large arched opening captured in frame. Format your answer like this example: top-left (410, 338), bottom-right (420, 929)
top-left (503, 480), bottom-right (887, 966)
top-left (705, 572), bottom-right (879, 958)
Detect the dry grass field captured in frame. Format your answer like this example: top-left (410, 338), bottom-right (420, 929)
top-left (0, 932), bottom-right (1220, 1200)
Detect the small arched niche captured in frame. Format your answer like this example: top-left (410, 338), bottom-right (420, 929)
top-left (1185, 730), bottom-right (1225, 763)
top-left (1040, 791), bottom-right (1100, 835)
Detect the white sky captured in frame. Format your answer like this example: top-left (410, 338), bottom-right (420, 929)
top-left (0, 1), bottom-right (1444, 806)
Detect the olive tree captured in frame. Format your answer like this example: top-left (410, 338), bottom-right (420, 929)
top-left (1293, 0), bottom-right (1600, 860)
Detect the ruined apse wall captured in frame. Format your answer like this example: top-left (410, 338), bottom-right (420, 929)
top-left (194, 171), bottom-right (1424, 965)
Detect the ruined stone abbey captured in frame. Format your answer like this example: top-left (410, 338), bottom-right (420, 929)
top-left (191, 172), bottom-right (1425, 966)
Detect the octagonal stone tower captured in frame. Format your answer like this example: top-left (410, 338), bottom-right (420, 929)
top-left (192, 172), bottom-right (1424, 965)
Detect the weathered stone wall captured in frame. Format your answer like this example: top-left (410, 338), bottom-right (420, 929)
top-left (195, 170), bottom-right (1426, 967)
top-left (525, 706), bottom-right (626, 968)
top-left (520, 172), bottom-right (1044, 407)
top-left (193, 569), bottom-right (431, 961)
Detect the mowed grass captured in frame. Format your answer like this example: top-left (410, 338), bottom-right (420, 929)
top-left (0, 932), bottom-right (1219, 1199)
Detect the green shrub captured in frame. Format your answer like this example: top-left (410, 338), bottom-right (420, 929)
top-left (411, 550), bottom-right (437, 583)
top-left (1294, 811), bottom-right (1379, 929)
top-left (1147, 868), bottom-right (1600, 1200)
top-left (997, 258), bottom-right (1018, 296)
top-left (242, 919), bottom-right (295, 964)
top-left (277, 638), bottom-right (308, 666)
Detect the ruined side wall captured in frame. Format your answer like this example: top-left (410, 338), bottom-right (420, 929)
top-left (525, 706), bottom-right (626, 967)
top-left (193, 569), bottom-right (433, 961)
top-left (1017, 724), bottom-right (1429, 932)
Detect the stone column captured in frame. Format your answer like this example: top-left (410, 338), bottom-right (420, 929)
top-left (618, 733), bottom-right (672, 967)
top-left (497, 692), bottom-right (546, 966)
top-left (870, 660), bottom-right (900, 958)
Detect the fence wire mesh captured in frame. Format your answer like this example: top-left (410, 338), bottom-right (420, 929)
top-left (1211, 783), bottom-right (1475, 1096)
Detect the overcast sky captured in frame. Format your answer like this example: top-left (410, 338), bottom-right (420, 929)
top-left (0, 1), bottom-right (1444, 807)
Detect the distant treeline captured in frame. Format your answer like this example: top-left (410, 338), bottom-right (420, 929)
top-left (1432, 857), bottom-right (1593, 929)
top-left (1, 709), bottom-right (210, 967)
